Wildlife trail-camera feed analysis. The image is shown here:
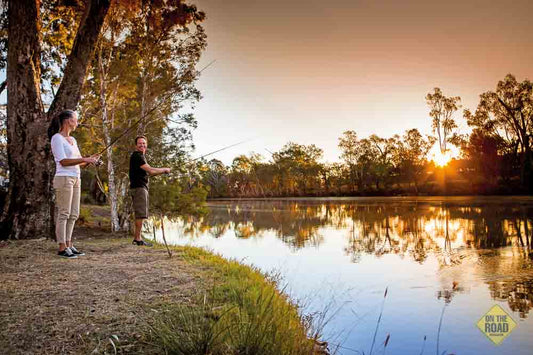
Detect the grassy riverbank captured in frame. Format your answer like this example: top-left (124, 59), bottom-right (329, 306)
top-left (0, 206), bottom-right (322, 354)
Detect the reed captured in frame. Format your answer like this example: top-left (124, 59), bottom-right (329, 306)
top-left (369, 287), bottom-right (388, 355)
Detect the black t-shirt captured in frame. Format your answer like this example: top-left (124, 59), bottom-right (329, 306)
top-left (129, 151), bottom-right (148, 189)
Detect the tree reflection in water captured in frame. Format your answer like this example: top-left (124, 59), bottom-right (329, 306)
top-left (176, 198), bottom-right (533, 317)
top-left (487, 279), bottom-right (533, 318)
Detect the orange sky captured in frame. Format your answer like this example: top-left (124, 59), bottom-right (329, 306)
top-left (190, 0), bottom-right (533, 164)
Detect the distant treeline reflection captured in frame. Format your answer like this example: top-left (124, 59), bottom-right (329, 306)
top-left (184, 200), bottom-right (532, 254)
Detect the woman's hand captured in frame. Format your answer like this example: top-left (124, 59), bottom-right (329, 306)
top-left (91, 154), bottom-right (102, 166)
top-left (83, 155), bottom-right (99, 165)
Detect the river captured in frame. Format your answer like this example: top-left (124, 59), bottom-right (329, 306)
top-left (150, 196), bottom-right (533, 355)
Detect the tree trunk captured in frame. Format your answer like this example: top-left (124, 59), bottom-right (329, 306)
top-left (97, 47), bottom-right (120, 232)
top-left (48, 0), bottom-right (112, 118)
top-left (118, 176), bottom-right (131, 232)
top-left (137, 69), bottom-right (149, 136)
top-left (1, 0), bottom-right (110, 240)
top-left (1, 0), bottom-right (50, 239)
top-left (520, 137), bottom-right (532, 192)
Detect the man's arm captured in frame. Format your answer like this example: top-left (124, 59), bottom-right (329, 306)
top-left (140, 164), bottom-right (171, 176)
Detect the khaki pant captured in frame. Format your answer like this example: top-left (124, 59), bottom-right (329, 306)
top-left (54, 176), bottom-right (81, 244)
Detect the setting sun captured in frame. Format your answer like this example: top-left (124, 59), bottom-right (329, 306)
top-left (432, 151), bottom-right (452, 167)
top-left (429, 145), bottom-right (457, 167)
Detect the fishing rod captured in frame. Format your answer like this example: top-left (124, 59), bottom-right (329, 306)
top-left (165, 139), bottom-right (252, 182)
top-left (192, 139), bottom-right (252, 162)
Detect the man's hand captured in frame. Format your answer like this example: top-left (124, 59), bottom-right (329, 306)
top-left (164, 168), bottom-right (171, 174)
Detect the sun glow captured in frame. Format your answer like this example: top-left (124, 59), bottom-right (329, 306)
top-left (429, 144), bottom-right (458, 167)
top-left (432, 150), bottom-right (452, 167)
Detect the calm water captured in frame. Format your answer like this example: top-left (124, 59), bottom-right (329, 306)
top-left (150, 196), bottom-right (533, 355)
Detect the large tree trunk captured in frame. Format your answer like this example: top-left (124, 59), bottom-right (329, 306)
top-left (48, 0), bottom-right (112, 118)
top-left (1, 0), bottom-right (49, 239)
top-left (1, 0), bottom-right (110, 240)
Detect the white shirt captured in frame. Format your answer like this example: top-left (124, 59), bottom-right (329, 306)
top-left (51, 133), bottom-right (82, 178)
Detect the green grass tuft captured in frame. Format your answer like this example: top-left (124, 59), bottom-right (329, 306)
top-left (147, 245), bottom-right (319, 354)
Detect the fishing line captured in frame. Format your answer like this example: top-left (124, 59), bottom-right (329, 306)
top-left (166, 139), bottom-right (254, 184)
top-left (192, 139), bottom-right (253, 162)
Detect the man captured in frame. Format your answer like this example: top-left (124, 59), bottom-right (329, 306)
top-left (129, 136), bottom-right (171, 246)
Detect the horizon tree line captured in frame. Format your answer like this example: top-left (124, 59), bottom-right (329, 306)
top-left (198, 74), bottom-right (532, 198)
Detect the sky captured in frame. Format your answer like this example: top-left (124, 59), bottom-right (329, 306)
top-left (188, 0), bottom-right (533, 165)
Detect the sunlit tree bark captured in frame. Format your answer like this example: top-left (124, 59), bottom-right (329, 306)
top-left (1, 0), bottom-right (110, 239)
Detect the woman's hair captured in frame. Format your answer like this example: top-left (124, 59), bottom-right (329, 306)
top-left (47, 110), bottom-right (76, 139)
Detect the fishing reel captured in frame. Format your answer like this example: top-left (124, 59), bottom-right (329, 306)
top-left (94, 157), bottom-right (104, 167)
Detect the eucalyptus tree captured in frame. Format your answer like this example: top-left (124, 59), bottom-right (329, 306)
top-left (230, 154), bottom-right (253, 196)
top-left (393, 129), bottom-right (434, 192)
top-left (129, 0), bottom-right (206, 136)
top-left (272, 142), bottom-right (323, 195)
top-left (202, 159), bottom-right (228, 197)
top-left (1, 0), bottom-right (110, 239)
top-left (464, 74), bottom-right (533, 190)
top-left (228, 153), bottom-right (267, 197)
top-left (327, 162), bottom-right (346, 195)
top-left (426, 87), bottom-right (463, 154)
top-left (353, 138), bottom-right (376, 191)
top-left (462, 129), bottom-right (505, 189)
top-left (339, 131), bottom-right (395, 193)
top-left (338, 130), bottom-right (360, 193)
top-left (367, 134), bottom-right (396, 190)
top-left (79, 0), bottom-right (206, 231)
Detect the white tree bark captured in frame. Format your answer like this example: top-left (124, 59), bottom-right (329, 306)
top-left (97, 46), bottom-right (120, 232)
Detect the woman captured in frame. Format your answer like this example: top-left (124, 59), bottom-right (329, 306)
top-left (48, 110), bottom-right (99, 258)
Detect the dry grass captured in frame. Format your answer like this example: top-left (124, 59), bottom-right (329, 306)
top-left (0, 230), bottom-right (203, 354)
top-left (0, 205), bottom-right (323, 354)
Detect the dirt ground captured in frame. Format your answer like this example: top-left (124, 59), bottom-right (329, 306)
top-left (0, 225), bottom-right (205, 354)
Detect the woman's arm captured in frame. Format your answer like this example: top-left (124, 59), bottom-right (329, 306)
top-left (60, 156), bottom-right (98, 167)
top-left (78, 154), bottom-right (101, 168)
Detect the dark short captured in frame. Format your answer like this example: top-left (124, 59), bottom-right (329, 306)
top-left (130, 187), bottom-right (149, 219)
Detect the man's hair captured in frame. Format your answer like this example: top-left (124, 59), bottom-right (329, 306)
top-left (135, 135), bottom-right (147, 144)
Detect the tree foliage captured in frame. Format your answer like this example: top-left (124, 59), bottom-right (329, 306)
top-left (465, 74), bottom-right (533, 190)
top-left (426, 87), bottom-right (463, 153)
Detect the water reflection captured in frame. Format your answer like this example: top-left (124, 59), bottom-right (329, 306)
top-left (170, 198), bottom-right (533, 320)
top-left (188, 200), bottom-right (532, 257)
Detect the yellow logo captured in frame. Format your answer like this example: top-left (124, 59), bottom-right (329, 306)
top-left (477, 305), bottom-right (517, 345)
